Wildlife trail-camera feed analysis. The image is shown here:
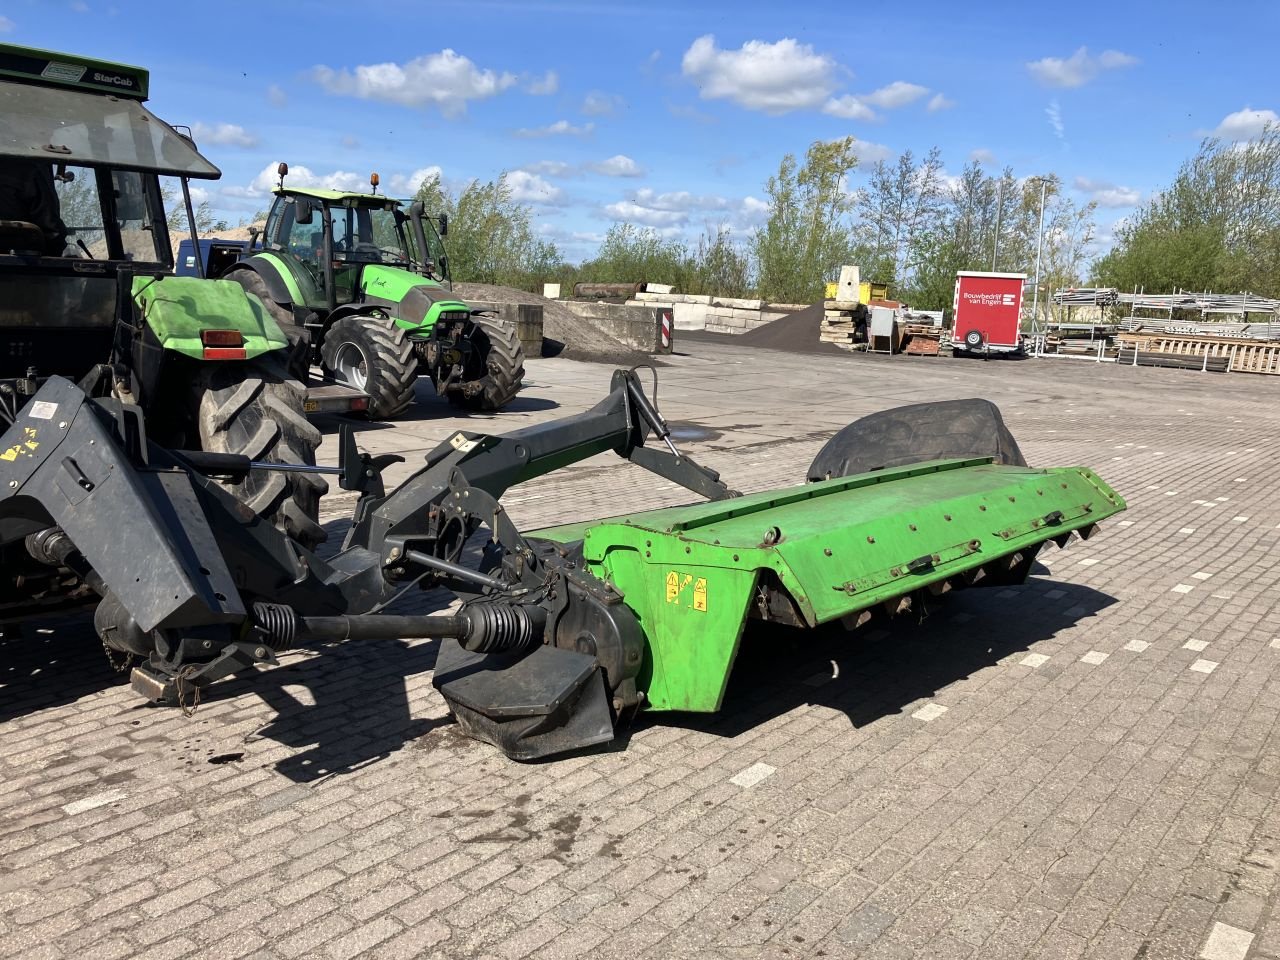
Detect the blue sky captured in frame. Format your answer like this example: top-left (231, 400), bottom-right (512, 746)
top-left (4, 0), bottom-right (1278, 261)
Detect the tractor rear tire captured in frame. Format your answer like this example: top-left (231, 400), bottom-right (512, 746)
top-left (196, 357), bottom-right (327, 549)
top-left (228, 270), bottom-right (311, 382)
top-left (446, 314), bottom-right (525, 411)
top-left (807, 398), bottom-right (1027, 481)
top-left (320, 315), bottom-right (418, 420)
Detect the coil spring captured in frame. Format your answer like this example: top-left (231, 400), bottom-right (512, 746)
top-left (252, 602), bottom-right (298, 651)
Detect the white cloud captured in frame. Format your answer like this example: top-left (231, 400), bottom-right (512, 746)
top-left (970, 148), bottom-right (997, 165)
top-left (0, 15), bottom-right (14, 31)
top-left (582, 91), bottom-right (624, 116)
top-left (854, 141), bottom-right (894, 168)
top-left (388, 167), bottom-right (442, 195)
top-left (311, 50), bottom-right (517, 116)
top-left (822, 96), bottom-right (877, 121)
top-left (927, 93), bottom-right (955, 112)
top-left (191, 122), bottom-right (258, 148)
top-left (1046, 100), bottom-right (1066, 142)
top-left (682, 34), bottom-right (837, 114)
top-left (240, 162), bottom-right (438, 199)
top-left (739, 196), bottom-right (769, 224)
top-left (586, 155), bottom-right (644, 177)
top-left (515, 119), bottom-right (594, 138)
top-left (1026, 47), bottom-right (1138, 88)
top-left (523, 160), bottom-right (573, 177)
top-left (862, 81), bottom-right (929, 109)
top-left (629, 188), bottom-right (730, 213)
top-left (267, 84), bottom-right (287, 107)
top-left (1214, 107), bottom-right (1279, 140)
top-left (603, 200), bottom-right (688, 227)
top-left (505, 170), bottom-right (565, 205)
top-left (526, 71), bottom-right (558, 95)
top-left (1073, 176), bottom-right (1140, 208)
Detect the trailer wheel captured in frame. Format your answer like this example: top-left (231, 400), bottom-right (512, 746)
top-left (445, 314), bottom-right (525, 411)
top-left (807, 398), bottom-right (1027, 481)
top-left (320, 315), bottom-right (418, 420)
top-left (196, 356), bottom-right (327, 549)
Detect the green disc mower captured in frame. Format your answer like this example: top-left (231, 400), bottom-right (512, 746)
top-left (218, 168), bottom-right (524, 420)
top-left (0, 361), bottom-right (1125, 759)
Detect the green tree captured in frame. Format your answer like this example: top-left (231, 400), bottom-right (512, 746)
top-left (574, 222), bottom-right (689, 288)
top-left (752, 137), bottom-right (861, 303)
top-left (1096, 124), bottom-right (1280, 299)
top-left (414, 172), bottom-right (563, 289)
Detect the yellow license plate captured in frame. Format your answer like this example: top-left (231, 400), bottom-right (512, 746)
top-left (303, 400), bottom-right (319, 413)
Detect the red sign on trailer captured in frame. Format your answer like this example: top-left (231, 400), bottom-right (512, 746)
top-left (952, 271), bottom-right (1026, 355)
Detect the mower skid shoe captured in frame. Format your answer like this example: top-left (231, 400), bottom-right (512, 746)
top-left (432, 640), bottom-right (615, 761)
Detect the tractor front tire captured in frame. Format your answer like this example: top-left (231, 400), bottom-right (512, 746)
top-left (320, 315), bottom-right (418, 420)
top-left (196, 357), bottom-right (327, 549)
top-left (446, 314), bottom-right (525, 411)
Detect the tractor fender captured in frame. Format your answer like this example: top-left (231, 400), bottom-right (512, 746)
top-left (132, 275), bottom-right (288, 362)
top-left (220, 260), bottom-right (297, 311)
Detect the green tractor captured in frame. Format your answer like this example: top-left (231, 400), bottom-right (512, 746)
top-left (220, 168), bottom-right (525, 420)
top-left (0, 41), bottom-right (325, 632)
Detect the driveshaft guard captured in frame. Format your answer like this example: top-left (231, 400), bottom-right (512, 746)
top-left (0, 377), bottom-right (243, 632)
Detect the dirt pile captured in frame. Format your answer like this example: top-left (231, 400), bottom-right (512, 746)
top-left (736, 302), bottom-right (849, 355)
top-left (453, 282), bottom-right (654, 366)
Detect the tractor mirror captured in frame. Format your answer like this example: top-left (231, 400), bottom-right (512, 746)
top-left (295, 199), bottom-right (314, 225)
top-left (438, 213), bottom-right (448, 236)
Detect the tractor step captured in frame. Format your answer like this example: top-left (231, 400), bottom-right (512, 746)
top-left (303, 382), bottom-right (370, 416)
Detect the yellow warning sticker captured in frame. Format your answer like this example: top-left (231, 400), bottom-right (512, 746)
top-left (0, 426), bottom-right (39, 462)
top-left (664, 570), bottom-right (707, 612)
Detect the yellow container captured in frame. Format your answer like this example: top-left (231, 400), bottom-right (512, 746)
top-left (824, 281), bottom-right (838, 300)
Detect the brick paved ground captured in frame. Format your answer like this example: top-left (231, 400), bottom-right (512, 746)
top-left (2, 338), bottom-right (1279, 960)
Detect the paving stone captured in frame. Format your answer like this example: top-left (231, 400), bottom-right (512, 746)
top-left (6, 342), bottom-right (1280, 960)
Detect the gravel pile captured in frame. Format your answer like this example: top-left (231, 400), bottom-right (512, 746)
top-left (453, 282), bottom-right (655, 366)
top-left (736, 302), bottom-right (849, 355)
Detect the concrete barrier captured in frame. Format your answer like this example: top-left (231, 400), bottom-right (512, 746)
top-left (562, 300), bottom-right (674, 354)
top-left (467, 300), bottom-right (544, 356)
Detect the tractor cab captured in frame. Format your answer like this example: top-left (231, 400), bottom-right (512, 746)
top-left (0, 43), bottom-right (220, 381)
top-left (257, 172), bottom-right (451, 313)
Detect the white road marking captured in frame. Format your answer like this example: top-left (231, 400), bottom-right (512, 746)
top-left (912, 703), bottom-right (948, 722)
top-left (1123, 640), bottom-right (1150, 653)
top-left (1179, 528), bottom-right (1196, 534)
top-left (1020, 653), bottom-right (1050, 668)
top-left (1078, 558), bottom-right (1099, 566)
top-left (1172, 584), bottom-right (1195, 594)
top-left (62, 790), bottom-right (127, 816)
top-left (1192, 572), bottom-right (1212, 580)
top-left (1190, 660), bottom-right (1219, 675)
top-left (1184, 639), bottom-right (1209, 652)
top-left (1081, 651), bottom-right (1109, 665)
top-left (730, 762), bottom-right (776, 788)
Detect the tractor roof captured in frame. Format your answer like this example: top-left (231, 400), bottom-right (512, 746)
top-left (0, 42), bottom-right (219, 178)
top-left (276, 186), bottom-right (401, 207)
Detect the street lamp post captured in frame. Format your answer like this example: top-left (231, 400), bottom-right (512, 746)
top-left (1030, 177), bottom-right (1049, 336)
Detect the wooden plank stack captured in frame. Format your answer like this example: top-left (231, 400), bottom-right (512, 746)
top-left (903, 323), bottom-right (941, 356)
top-left (1115, 332), bottom-right (1280, 375)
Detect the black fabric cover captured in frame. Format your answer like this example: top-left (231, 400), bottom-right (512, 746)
top-left (807, 398), bottom-right (1027, 481)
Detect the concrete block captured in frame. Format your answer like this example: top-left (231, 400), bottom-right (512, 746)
top-left (730, 308), bottom-right (761, 321)
top-left (712, 296), bottom-right (763, 310)
top-left (644, 282), bottom-right (673, 295)
top-left (686, 294), bottom-right (713, 304)
top-left (829, 300), bottom-right (860, 311)
top-left (561, 300), bottom-right (672, 353)
top-left (542, 283), bottom-right (561, 299)
top-left (836, 265), bottom-right (860, 303)
top-left (716, 313), bottom-right (747, 329)
top-left (673, 302), bottom-right (707, 331)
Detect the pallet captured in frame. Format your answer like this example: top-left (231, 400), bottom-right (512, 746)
top-left (1115, 333), bottom-right (1280, 375)
top-left (1116, 349), bottom-right (1229, 372)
